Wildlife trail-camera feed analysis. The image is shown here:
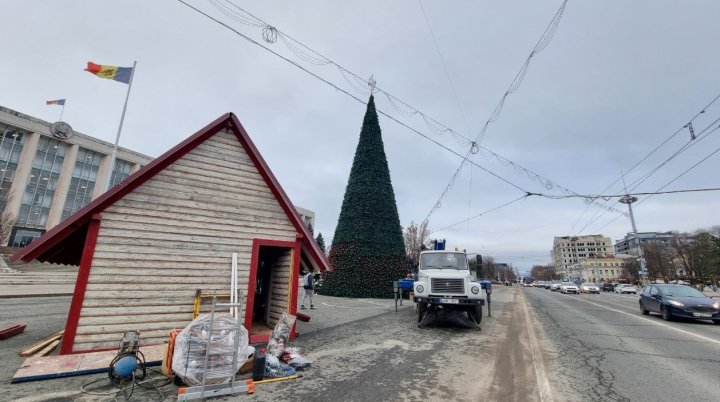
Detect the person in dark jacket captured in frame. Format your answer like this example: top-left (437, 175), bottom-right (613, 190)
top-left (300, 270), bottom-right (315, 310)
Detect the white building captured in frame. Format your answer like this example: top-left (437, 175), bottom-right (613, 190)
top-left (0, 106), bottom-right (151, 247)
top-left (552, 234), bottom-right (614, 278)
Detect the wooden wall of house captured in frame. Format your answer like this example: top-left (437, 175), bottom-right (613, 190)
top-left (72, 129), bottom-right (298, 351)
top-left (268, 249), bottom-right (293, 328)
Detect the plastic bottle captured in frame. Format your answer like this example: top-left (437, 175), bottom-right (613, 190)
top-left (253, 348), bottom-right (266, 381)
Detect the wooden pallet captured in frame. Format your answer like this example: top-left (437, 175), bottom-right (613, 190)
top-left (13, 343), bottom-right (165, 383)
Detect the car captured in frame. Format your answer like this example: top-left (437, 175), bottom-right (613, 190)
top-left (579, 283), bottom-right (600, 294)
top-left (560, 282), bottom-right (580, 294)
top-left (601, 282), bottom-right (616, 292)
top-left (550, 282), bottom-right (562, 292)
top-left (639, 284), bottom-right (720, 324)
top-left (615, 284), bottom-right (637, 294)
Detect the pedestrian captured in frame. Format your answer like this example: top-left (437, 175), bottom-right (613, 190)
top-left (300, 270), bottom-right (315, 310)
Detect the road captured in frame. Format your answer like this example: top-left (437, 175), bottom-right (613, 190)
top-left (2, 288), bottom-right (718, 401)
top-left (525, 287), bottom-right (720, 402)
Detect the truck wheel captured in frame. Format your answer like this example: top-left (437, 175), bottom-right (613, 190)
top-left (468, 305), bottom-right (482, 327)
top-left (417, 303), bottom-right (428, 326)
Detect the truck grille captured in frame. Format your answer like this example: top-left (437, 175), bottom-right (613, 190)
top-left (431, 278), bottom-right (464, 294)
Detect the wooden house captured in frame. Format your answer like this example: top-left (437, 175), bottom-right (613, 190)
top-left (11, 114), bottom-right (330, 354)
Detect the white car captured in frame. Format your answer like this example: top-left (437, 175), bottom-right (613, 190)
top-left (560, 283), bottom-right (580, 294)
top-left (579, 283), bottom-right (600, 294)
top-left (550, 282), bottom-right (562, 291)
top-left (614, 284), bottom-right (637, 294)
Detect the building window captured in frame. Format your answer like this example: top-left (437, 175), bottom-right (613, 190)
top-left (62, 147), bottom-right (101, 220)
top-left (109, 158), bottom-right (133, 188)
top-left (0, 123), bottom-right (26, 213)
top-left (15, 137), bottom-right (66, 228)
top-left (10, 227), bottom-right (44, 248)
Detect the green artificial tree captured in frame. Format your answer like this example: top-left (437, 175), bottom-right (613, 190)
top-left (315, 232), bottom-right (327, 255)
top-left (319, 95), bottom-right (406, 298)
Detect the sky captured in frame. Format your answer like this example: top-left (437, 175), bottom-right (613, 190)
top-left (2, 1), bottom-right (719, 274)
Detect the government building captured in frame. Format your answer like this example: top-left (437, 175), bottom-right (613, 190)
top-left (0, 106), bottom-right (152, 247)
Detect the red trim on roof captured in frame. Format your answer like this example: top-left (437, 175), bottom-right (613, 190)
top-left (60, 214), bottom-right (102, 354)
top-left (10, 113), bottom-right (330, 272)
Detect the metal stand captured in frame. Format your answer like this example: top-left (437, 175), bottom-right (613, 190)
top-left (177, 298), bottom-right (253, 401)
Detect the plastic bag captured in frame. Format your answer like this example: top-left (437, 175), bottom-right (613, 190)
top-left (172, 313), bottom-right (249, 386)
top-left (264, 353), bottom-right (296, 378)
top-left (266, 312), bottom-right (296, 357)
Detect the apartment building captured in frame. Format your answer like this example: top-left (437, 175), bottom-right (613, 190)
top-left (551, 234), bottom-right (614, 278)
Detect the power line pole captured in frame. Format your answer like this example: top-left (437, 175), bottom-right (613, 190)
top-left (619, 195), bottom-right (646, 284)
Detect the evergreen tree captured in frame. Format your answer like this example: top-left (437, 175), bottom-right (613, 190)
top-left (315, 232), bottom-right (326, 255)
top-left (319, 95), bottom-right (406, 298)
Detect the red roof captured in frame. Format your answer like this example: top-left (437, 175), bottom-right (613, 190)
top-left (11, 113), bottom-right (330, 271)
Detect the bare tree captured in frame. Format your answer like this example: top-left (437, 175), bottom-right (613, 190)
top-left (0, 192), bottom-right (16, 245)
top-left (480, 256), bottom-right (496, 280)
top-left (644, 243), bottom-right (675, 282)
top-left (403, 220), bottom-right (430, 265)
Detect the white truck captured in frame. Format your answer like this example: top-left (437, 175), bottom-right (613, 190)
top-left (413, 250), bottom-right (485, 328)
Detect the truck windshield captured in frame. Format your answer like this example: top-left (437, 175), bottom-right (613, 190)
top-left (420, 253), bottom-right (467, 270)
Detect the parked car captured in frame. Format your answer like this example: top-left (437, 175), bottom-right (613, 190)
top-left (601, 283), bottom-right (616, 292)
top-left (615, 284), bottom-right (637, 294)
top-left (550, 282), bottom-right (562, 292)
top-left (560, 282), bottom-right (580, 294)
top-left (639, 284), bottom-right (720, 324)
top-left (579, 283), bottom-right (600, 294)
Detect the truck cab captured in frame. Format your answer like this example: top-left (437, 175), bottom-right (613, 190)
top-left (413, 250), bottom-right (485, 328)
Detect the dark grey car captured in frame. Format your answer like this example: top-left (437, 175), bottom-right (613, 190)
top-left (639, 284), bottom-right (720, 324)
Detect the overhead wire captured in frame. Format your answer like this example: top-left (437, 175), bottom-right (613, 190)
top-left (424, 0), bottom-right (569, 222)
top-left (175, 0), bottom-right (533, 196)
top-left (417, 0), bottom-right (473, 136)
top-left (575, 114), bottom-right (720, 234)
top-left (569, 91), bottom-right (720, 235)
top-left (432, 194), bottom-right (530, 233)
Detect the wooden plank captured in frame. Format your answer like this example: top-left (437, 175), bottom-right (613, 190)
top-left (78, 312), bottom-right (193, 326)
top-left (99, 218), bottom-right (295, 240)
top-left (12, 344), bottom-right (164, 383)
top-left (84, 290), bottom-right (197, 299)
top-left (76, 320), bottom-right (193, 336)
top-left (91, 251), bottom-right (240, 264)
top-left (82, 297), bottom-right (198, 307)
top-left (167, 158), bottom-right (264, 184)
top-left (19, 331), bottom-right (64, 357)
top-left (34, 339), bottom-right (60, 357)
top-left (81, 304), bottom-right (195, 317)
top-left (0, 324), bottom-right (27, 340)
top-left (87, 275), bottom-right (238, 285)
top-left (74, 329), bottom-right (184, 343)
top-left (139, 178), bottom-right (281, 209)
top-left (96, 228), bottom-right (292, 250)
top-left (115, 191), bottom-right (289, 220)
top-left (103, 203), bottom-right (293, 231)
top-left (85, 267), bottom-right (241, 277)
top-left (93, 237), bottom-right (261, 253)
top-left (93, 243), bottom-right (253, 257)
top-left (85, 283), bottom-right (231, 292)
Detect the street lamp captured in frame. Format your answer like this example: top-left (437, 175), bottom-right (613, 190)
top-left (619, 195), bottom-right (646, 284)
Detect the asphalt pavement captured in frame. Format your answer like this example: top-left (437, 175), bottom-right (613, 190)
top-left (524, 287), bottom-right (720, 402)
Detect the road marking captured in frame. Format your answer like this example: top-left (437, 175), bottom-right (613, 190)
top-left (566, 295), bottom-right (720, 346)
top-left (522, 291), bottom-right (553, 402)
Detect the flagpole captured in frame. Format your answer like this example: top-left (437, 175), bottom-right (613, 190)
top-left (105, 60), bottom-right (137, 192)
top-left (59, 103), bottom-right (65, 122)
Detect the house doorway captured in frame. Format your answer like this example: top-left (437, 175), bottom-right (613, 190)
top-left (250, 244), bottom-right (294, 337)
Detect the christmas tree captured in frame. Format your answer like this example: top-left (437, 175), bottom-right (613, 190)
top-left (319, 95), bottom-right (406, 298)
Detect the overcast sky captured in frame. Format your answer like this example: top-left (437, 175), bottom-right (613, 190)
top-left (3, 1), bottom-right (720, 273)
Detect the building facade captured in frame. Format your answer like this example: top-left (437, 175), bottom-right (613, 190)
top-left (614, 231), bottom-right (676, 256)
top-left (568, 256), bottom-right (627, 283)
top-left (552, 234), bottom-right (614, 278)
top-left (0, 106), bottom-right (152, 247)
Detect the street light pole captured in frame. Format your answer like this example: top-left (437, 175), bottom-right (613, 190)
top-left (620, 195), bottom-right (646, 284)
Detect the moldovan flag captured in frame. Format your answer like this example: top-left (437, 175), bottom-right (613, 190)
top-left (85, 62), bottom-right (133, 84)
top-left (46, 99), bottom-right (66, 105)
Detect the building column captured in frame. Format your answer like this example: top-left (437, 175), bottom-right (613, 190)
top-left (46, 144), bottom-right (78, 228)
top-left (93, 152), bottom-right (114, 198)
top-left (5, 132), bottom-right (41, 221)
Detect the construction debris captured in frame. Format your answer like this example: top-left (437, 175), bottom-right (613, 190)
top-left (0, 324), bottom-right (26, 340)
top-left (19, 330), bottom-right (63, 357)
